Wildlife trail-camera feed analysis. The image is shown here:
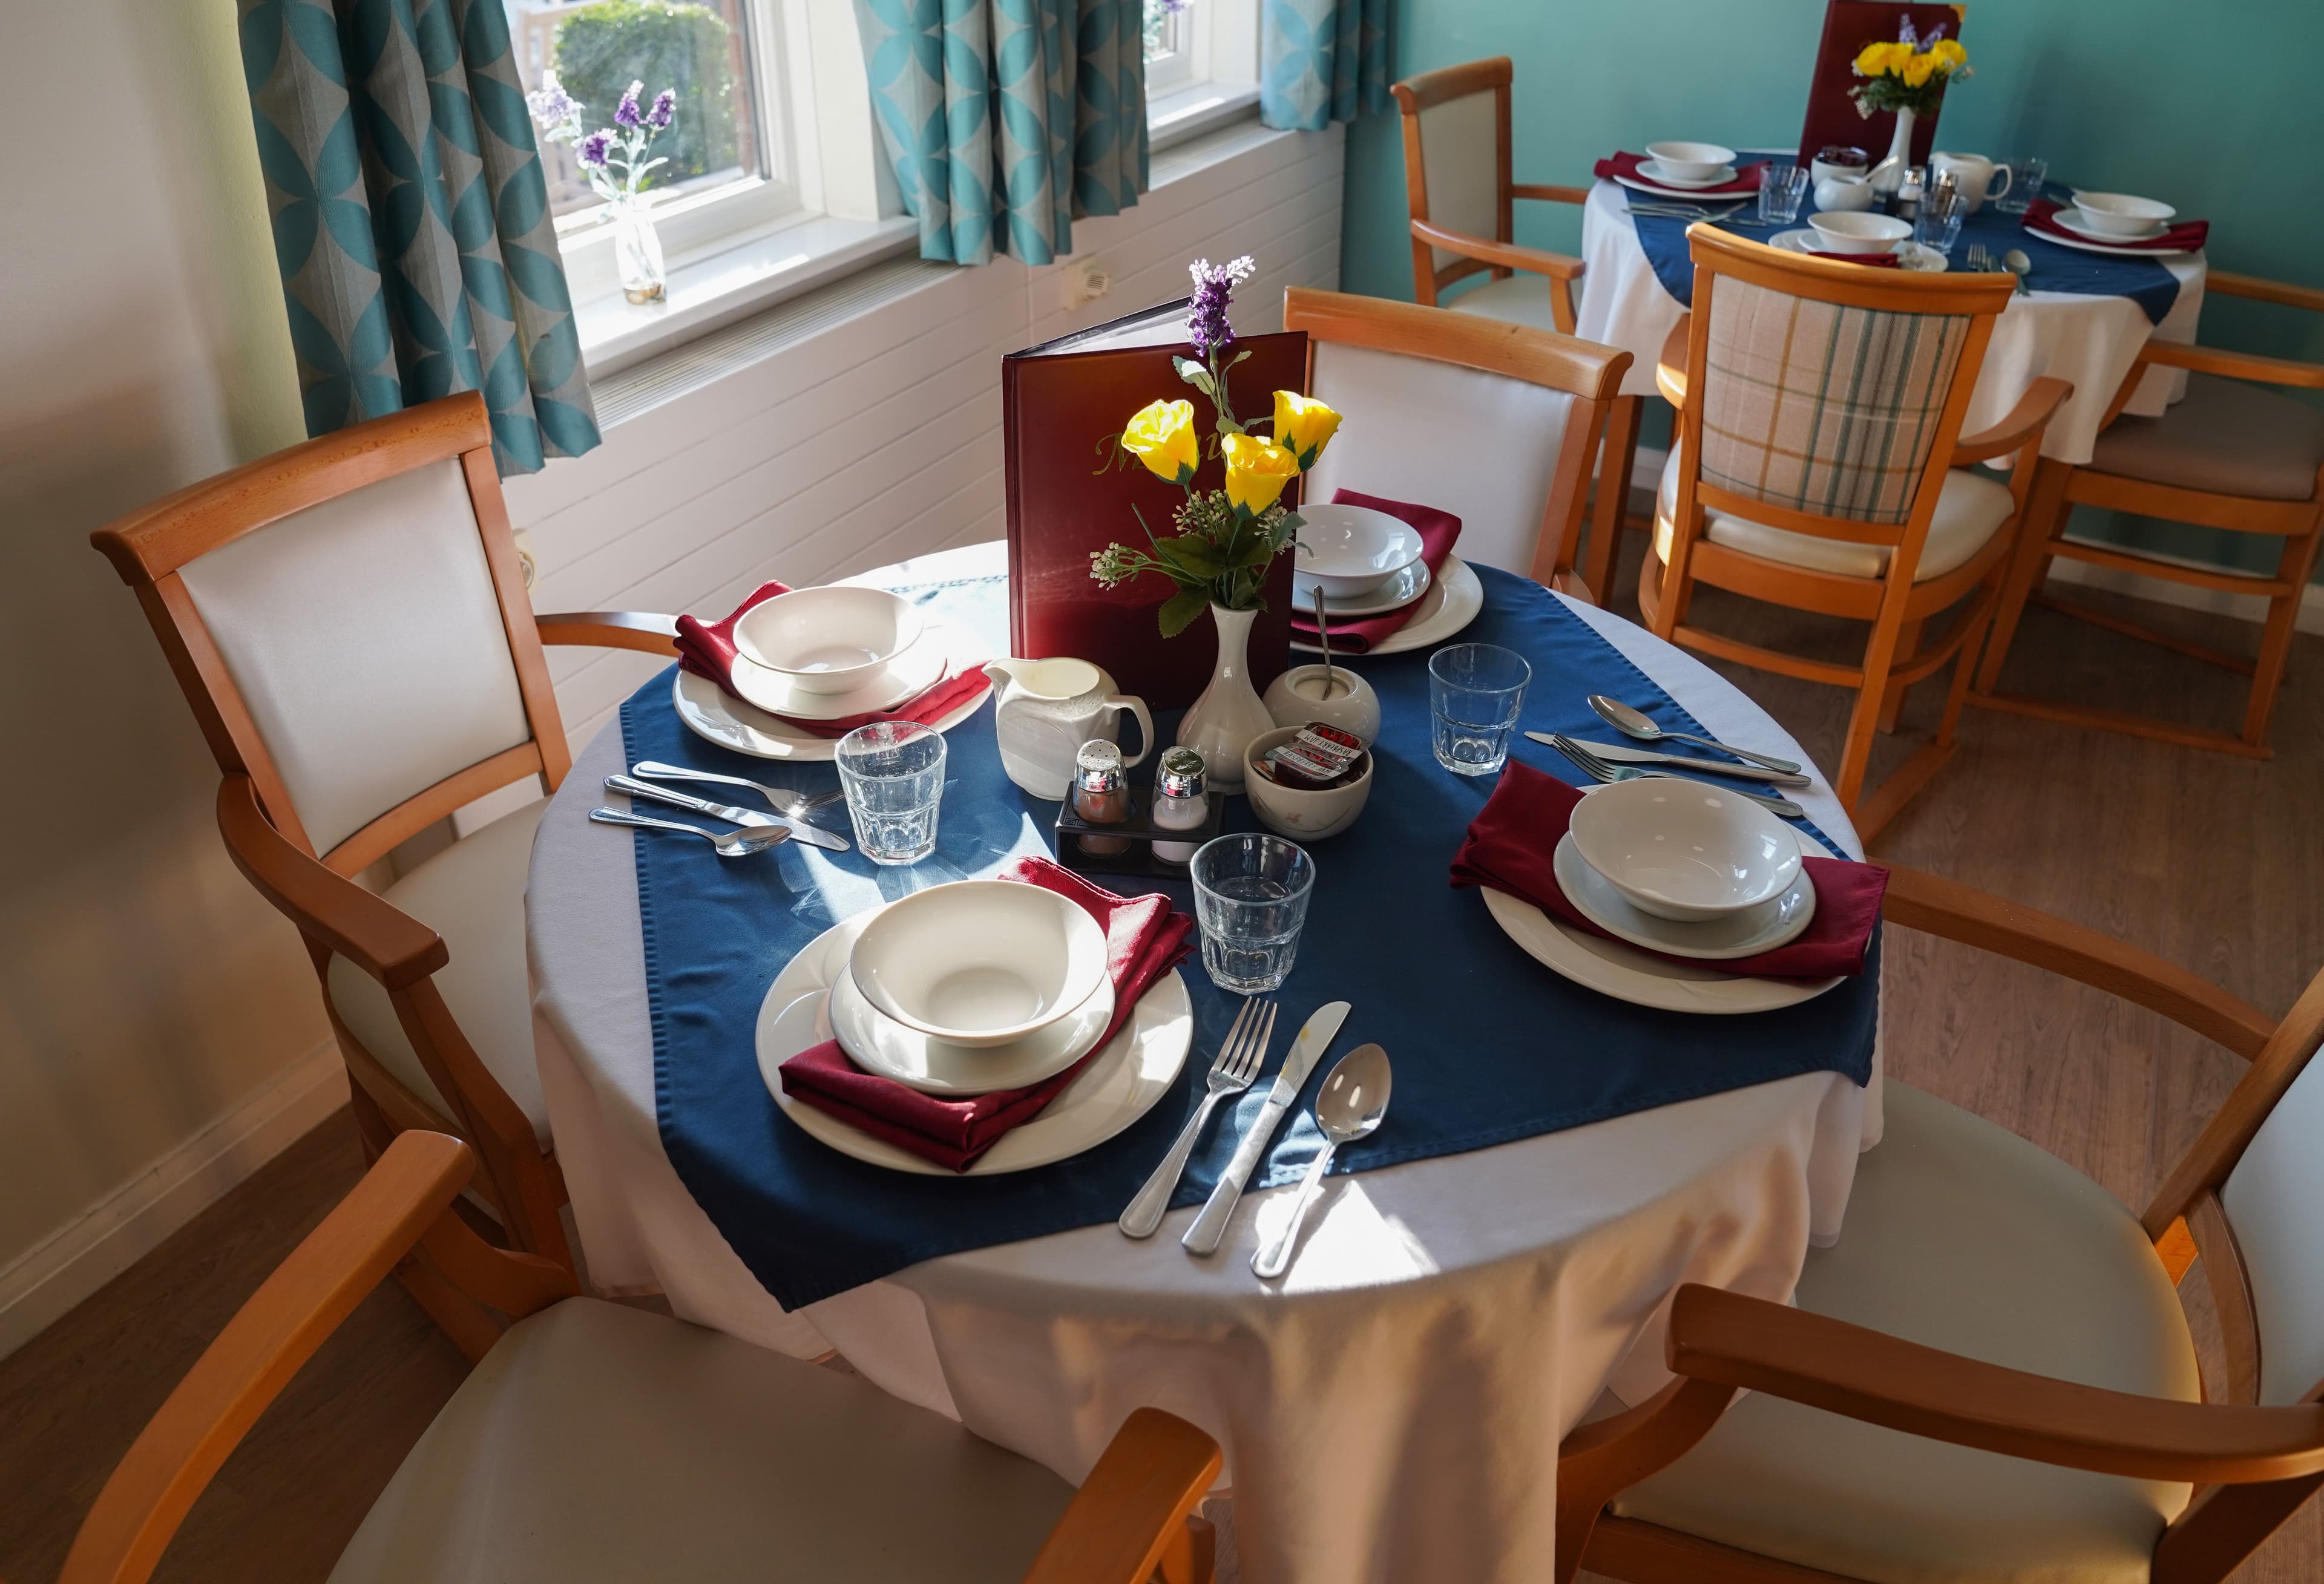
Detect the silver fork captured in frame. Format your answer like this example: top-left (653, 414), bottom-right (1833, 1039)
top-left (1549, 735), bottom-right (1808, 820)
top-left (631, 760), bottom-right (844, 820)
top-left (1966, 241), bottom-right (1991, 274)
top-left (1117, 998), bottom-right (1277, 1239)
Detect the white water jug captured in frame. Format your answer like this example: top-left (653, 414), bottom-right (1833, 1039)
top-left (983, 657), bottom-right (1154, 800)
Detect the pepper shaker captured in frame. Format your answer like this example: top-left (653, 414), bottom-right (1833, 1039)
top-left (1148, 748), bottom-right (1209, 863)
top-left (1071, 739), bottom-right (1131, 856)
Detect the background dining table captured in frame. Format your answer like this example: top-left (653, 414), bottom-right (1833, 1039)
top-left (527, 539), bottom-right (1886, 1584)
top-left (1574, 161), bottom-right (2209, 463)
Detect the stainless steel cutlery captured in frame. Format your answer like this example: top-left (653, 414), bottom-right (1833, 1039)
top-left (589, 807), bottom-right (792, 857)
top-left (605, 773), bottom-right (853, 852)
top-left (631, 760), bottom-right (842, 821)
top-left (1546, 734), bottom-right (1808, 820)
top-left (1252, 1042), bottom-right (1392, 1279)
top-left (1525, 733), bottom-right (1811, 788)
top-left (1585, 695), bottom-right (1804, 774)
top-left (1183, 1000), bottom-right (1351, 1255)
top-left (1118, 998), bottom-right (1276, 1239)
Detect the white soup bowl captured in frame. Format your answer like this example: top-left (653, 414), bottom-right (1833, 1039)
top-left (1243, 727), bottom-right (1373, 842)
top-left (2071, 192), bottom-right (2175, 237)
top-left (1644, 141), bottom-right (1737, 182)
top-left (731, 586), bottom-right (925, 696)
top-left (849, 880), bottom-right (1110, 1048)
top-left (1807, 211), bottom-right (1912, 256)
top-left (1567, 777), bottom-right (1802, 923)
top-left (1293, 503), bottom-right (1424, 598)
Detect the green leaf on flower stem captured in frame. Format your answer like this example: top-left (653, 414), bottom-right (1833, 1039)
top-left (1172, 355), bottom-right (1204, 381)
top-left (1228, 349), bottom-right (1252, 367)
top-left (1153, 536), bottom-right (1221, 578)
top-left (1157, 587), bottom-right (1210, 638)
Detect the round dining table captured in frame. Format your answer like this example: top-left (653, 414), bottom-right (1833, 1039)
top-left (1574, 169), bottom-right (2208, 463)
top-left (527, 540), bottom-right (1885, 1584)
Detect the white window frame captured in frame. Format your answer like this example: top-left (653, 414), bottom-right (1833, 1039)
top-left (1145, 0), bottom-right (1262, 151)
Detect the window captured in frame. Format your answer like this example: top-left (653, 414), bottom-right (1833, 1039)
top-left (1144, 0), bottom-right (1196, 98)
top-left (1143, 0), bottom-right (1262, 148)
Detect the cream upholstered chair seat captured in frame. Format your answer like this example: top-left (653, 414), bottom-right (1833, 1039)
top-left (326, 799), bottom-right (550, 1145)
top-left (2086, 372), bottom-right (2324, 503)
top-left (1652, 450), bottom-right (2016, 584)
top-left (1446, 272), bottom-right (1567, 333)
top-left (329, 1297), bottom-right (1077, 1583)
top-left (1613, 1082), bottom-right (2200, 1584)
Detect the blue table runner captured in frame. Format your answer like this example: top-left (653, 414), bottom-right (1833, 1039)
top-left (631, 567), bottom-right (1879, 1310)
top-left (1629, 170), bottom-right (2181, 324)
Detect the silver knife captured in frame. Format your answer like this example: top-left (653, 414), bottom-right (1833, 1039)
top-left (1182, 1000), bottom-right (1351, 1255)
top-left (1527, 734), bottom-right (1813, 788)
top-left (605, 774), bottom-right (852, 853)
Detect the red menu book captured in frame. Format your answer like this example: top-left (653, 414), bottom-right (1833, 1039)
top-left (1797, 2), bottom-right (1966, 172)
top-left (1003, 301), bottom-right (1308, 707)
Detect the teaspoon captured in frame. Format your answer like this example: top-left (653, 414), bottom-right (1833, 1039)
top-left (589, 807), bottom-right (793, 857)
top-left (1252, 1043), bottom-right (1392, 1279)
top-left (1586, 695), bottom-right (1803, 774)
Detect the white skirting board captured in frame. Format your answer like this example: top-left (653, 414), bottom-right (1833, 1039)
top-left (0, 1043), bottom-right (348, 1360)
top-left (1609, 445), bottom-right (2322, 635)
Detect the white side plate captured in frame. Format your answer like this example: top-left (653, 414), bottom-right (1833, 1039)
top-left (674, 621), bottom-right (991, 762)
top-left (1292, 555), bottom-right (1483, 657)
top-left (1296, 556), bottom-right (1432, 618)
top-left (1552, 831), bottom-right (1816, 961)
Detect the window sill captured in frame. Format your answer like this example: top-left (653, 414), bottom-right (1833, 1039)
top-left (1148, 82), bottom-right (1262, 154)
top-left (576, 208), bottom-right (920, 378)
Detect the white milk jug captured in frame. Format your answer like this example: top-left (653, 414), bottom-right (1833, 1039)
top-left (983, 658), bottom-right (1154, 800)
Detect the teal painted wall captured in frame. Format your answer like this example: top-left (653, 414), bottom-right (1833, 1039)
top-left (1338, 0), bottom-right (2324, 580)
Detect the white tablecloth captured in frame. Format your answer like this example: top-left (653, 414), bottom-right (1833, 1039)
top-left (527, 541), bottom-right (1884, 1584)
top-left (1574, 178), bottom-right (2207, 464)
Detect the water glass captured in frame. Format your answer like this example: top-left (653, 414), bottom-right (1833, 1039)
top-left (1189, 834), bottom-right (1316, 993)
top-left (1992, 156), bottom-right (2046, 215)
top-left (835, 720), bottom-right (945, 865)
top-left (1916, 184), bottom-right (1968, 255)
top-left (1756, 163), bottom-right (1810, 226)
top-left (1428, 643), bottom-right (1532, 776)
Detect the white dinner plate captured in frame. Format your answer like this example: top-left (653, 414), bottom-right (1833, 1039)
top-left (1552, 831), bottom-right (1817, 960)
top-left (674, 621), bottom-right (991, 762)
top-left (727, 626), bottom-right (948, 721)
top-left (756, 911), bottom-right (1193, 1174)
top-left (1295, 555), bottom-right (1431, 618)
top-left (829, 951), bottom-right (1116, 1095)
top-left (1292, 554), bottom-right (1483, 656)
top-left (2023, 218), bottom-right (2194, 260)
top-left (1614, 170), bottom-right (1754, 201)
top-left (1481, 827), bottom-right (1842, 1013)
top-left (1770, 230), bottom-right (1948, 273)
top-left (1636, 159), bottom-right (1739, 190)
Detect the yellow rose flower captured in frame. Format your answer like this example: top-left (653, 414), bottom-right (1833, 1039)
top-left (1855, 42), bottom-right (1894, 74)
top-left (1121, 398), bottom-right (1197, 486)
top-left (1932, 39), bottom-right (1967, 71)
top-left (1902, 51), bottom-right (1936, 87)
top-left (1270, 390), bottom-right (1342, 471)
top-left (1221, 432), bottom-right (1297, 517)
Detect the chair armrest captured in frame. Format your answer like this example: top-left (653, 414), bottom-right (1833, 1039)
top-left (2133, 340), bottom-right (2324, 391)
top-left (1877, 864), bottom-right (2274, 1061)
top-left (536, 610), bottom-right (680, 655)
top-left (60, 1134), bottom-right (475, 1584)
top-left (1667, 1283), bottom-right (2324, 1485)
top-left (215, 774), bottom-right (447, 990)
top-left (2207, 270), bottom-right (2324, 315)
top-left (1513, 182), bottom-right (1592, 205)
top-left (1655, 314), bottom-right (1690, 410)
top-left (1951, 376), bottom-right (2073, 465)
top-left (1019, 1408), bottom-right (1222, 1584)
top-left (1410, 219), bottom-right (1585, 281)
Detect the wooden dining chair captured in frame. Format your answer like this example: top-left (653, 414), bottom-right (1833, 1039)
top-left (1281, 287), bottom-right (1630, 590)
top-left (89, 393), bottom-right (680, 1272)
top-left (1392, 56), bottom-right (1647, 607)
top-left (1552, 865), bottom-right (2324, 1584)
top-left (52, 1130), bottom-right (1224, 1584)
top-left (1642, 224), bottom-right (2069, 840)
top-left (1971, 272), bottom-right (2324, 756)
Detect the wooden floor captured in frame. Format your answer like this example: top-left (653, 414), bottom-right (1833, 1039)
top-left (2, 545), bottom-right (2318, 1583)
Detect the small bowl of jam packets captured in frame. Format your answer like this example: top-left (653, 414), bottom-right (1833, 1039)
top-left (1245, 722), bottom-right (1373, 841)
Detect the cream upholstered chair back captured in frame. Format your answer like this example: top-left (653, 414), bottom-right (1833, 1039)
top-left (1412, 81), bottom-right (1500, 275)
top-left (2221, 1034), bottom-right (2324, 1406)
top-left (1285, 288), bottom-right (1630, 587)
top-left (91, 393), bottom-right (568, 877)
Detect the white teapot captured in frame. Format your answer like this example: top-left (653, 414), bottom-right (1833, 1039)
top-left (1813, 174), bottom-right (1876, 212)
top-left (983, 658), bottom-right (1154, 800)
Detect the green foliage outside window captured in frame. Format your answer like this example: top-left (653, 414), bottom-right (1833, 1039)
top-left (553, 0), bottom-right (742, 191)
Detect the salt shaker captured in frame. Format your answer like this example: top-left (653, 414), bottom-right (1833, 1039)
top-left (1148, 747), bottom-right (1209, 863)
top-left (1071, 739), bottom-right (1131, 856)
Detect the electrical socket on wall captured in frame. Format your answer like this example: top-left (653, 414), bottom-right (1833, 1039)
top-left (1063, 257), bottom-right (1114, 310)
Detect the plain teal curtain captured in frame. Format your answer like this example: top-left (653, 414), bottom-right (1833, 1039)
top-left (237, 0), bottom-right (601, 476)
top-left (853, 0), bottom-right (1147, 267)
top-left (1261, 0), bottom-right (1388, 132)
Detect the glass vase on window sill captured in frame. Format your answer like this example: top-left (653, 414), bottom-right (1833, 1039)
top-left (608, 196), bottom-right (667, 305)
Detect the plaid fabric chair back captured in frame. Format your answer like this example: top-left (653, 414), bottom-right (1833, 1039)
top-left (1697, 273), bottom-right (1974, 528)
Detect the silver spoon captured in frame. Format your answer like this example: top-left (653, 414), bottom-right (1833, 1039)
top-left (589, 807), bottom-right (793, 857)
top-left (1252, 1043), bottom-right (1392, 1279)
top-left (2002, 247), bottom-right (2033, 296)
top-left (1310, 585), bottom-right (1345, 701)
top-left (1586, 695), bottom-right (1803, 774)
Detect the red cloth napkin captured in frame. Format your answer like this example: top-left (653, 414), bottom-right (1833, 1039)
top-left (2026, 198), bottom-right (2208, 254)
top-left (1448, 761), bottom-right (1887, 982)
top-left (1807, 249), bottom-right (1902, 268)
top-left (1594, 151), bottom-right (1764, 196)
top-left (777, 859), bottom-right (1196, 1171)
top-left (1290, 490), bottom-right (1462, 655)
top-left (675, 580), bottom-right (989, 740)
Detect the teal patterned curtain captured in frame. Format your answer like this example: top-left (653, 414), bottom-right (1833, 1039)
top-left (1261, 0), bottom-right (1388, 133)
top-left (853, 0), bottom-right (1146, 267)
top-left (237, 0), bottom-right (601, 475)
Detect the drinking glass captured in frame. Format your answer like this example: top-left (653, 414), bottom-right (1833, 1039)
top-left (1756, 163), bottom-right (1810, 226)
top-left (1189, 834), bottom-right (1316, 993)
top-left (836, 720), bottom-right (945, 865)
top-left (1916, 184), bottom-right (1967, 255)
top-left (1992, 156), bottom-right (2046, 215)
top-left (1428, 643), bottom-right (1532, 776)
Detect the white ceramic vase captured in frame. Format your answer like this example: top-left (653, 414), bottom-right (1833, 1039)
top-left (1175, 605), bottom-right (1275, 795)
top-left (1868, 107), bottom-right (1916, 196)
